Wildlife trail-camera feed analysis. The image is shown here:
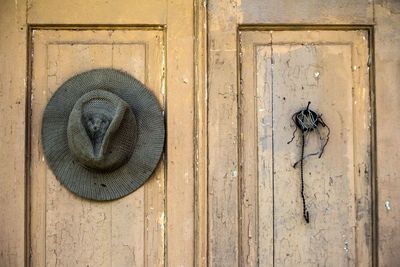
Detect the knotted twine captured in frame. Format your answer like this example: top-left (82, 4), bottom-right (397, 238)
top-left (288, 102), bottom-right (330, 223)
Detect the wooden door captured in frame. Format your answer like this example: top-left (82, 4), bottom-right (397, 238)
top-left (0, 0), bottom-right (207, 266)
top-left (30, 29), bottom-right (166, 266)
top-left (1, 0), bottom-right (400, 266)
top-left (206, 1), bottom-right (399, 266)
top-left (239, 30), bottom-right (371, 266)
top-left (209, 27), bottom-right (372, 266)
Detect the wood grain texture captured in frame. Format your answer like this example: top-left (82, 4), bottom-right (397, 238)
top-left (3, 0), bottom-right (400, 266)
top-left (30, 29), bottom-right (165, 267)
top-left (207, 0), bottom-right (240, 266)
top-left (0, 0), bottom-right (27, 266)
top-left (194, 0), bottom-right (208, 265)
top-left (375, 1), bottom-right (400, 266)
top-left (207, 0), bottom-right (381, 265)
top-left (238, 0), bottom-right (373, 24)
top-left (240, 31), bottom-right (273, 266)
top-left (165, 0), bottom-right (195, 266)
top-left (27, 0), bottom-right (167, 25)
top-left (239, 30), bottom-right (372, 266)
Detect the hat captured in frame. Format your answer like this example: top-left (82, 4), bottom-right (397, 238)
top-left (41, 68), bottom-right (165, 201)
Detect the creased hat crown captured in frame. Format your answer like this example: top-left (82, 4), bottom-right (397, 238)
top-left (67, 90), bottom-right (137, 171)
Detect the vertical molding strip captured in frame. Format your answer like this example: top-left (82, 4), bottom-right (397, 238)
top-left (194, 0), bottom-right (208, 266)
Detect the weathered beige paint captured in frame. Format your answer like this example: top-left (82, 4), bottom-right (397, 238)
top-left (1, 0), bottom-right (400, 266)
top-left (238, 0), bottom-right (374, 24)
top-left (207, 0), bottom-right (239, 265)
top-left (27, 0), bottom-right (167, 25)
top-left (240, 30), bottom-right (371, 266)
top-left (165, 0), bottom-right (196, 266)
top-left (208, 0), bottom-right (399, 266)
top-left (2, 0), bottom-right (199, 266)
top-left (194, 0), bottom-right (209, 265)
top-left (375, 1), bottom-right (400, 266)
top-left (30, 30), bottom-right (165, 266)
top-left (0, 1), bottom-right (27, 266)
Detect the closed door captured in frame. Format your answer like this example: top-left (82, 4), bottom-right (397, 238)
top-left (24, 1), bottom-right (198, 266)
top-left (2, 0), bottom-right (400, 266)
top-left (239, 30), bottom-right (371, 266)
top-left (207, 2), bottom-right (375, 266)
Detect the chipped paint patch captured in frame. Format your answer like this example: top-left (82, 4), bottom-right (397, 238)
top-left (159, 212), bottom-right (165, 231)
top-left (344, 241), bottom-right (349, 252)
top-left (385, 201), bottom-right (391, 211)
top-left (232, 170), bottom-right (237, 178)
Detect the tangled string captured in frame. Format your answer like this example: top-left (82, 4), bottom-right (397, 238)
top-left (287, 101), bottom-right (330, 223)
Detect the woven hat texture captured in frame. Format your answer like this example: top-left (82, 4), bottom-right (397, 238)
top-left (41, 68), bottom-right (165, 201)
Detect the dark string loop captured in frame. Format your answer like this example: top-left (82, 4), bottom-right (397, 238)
top-left (289, 101), bottom-right (329, 224)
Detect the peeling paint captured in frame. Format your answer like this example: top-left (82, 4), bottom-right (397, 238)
top-left (159, 212), bottom-right (165, 231)
top-left (232, 170), bottom-right (237, 178)
top-left (344, 241), bottom-right (349, 252)
top-left (385, 201), bottom-right (391, 211)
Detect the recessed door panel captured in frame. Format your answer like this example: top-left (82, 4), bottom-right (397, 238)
top-left (239, 30), bottom-right (371, 266)
top-left (30, 29), bottom-right (165, 266)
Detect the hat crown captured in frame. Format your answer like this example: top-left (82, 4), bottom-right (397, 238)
top-left (67, 90), bottom-right (137, 171)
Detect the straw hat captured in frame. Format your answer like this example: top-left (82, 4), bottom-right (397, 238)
top-left (41, 68), bottom-right (164, 201)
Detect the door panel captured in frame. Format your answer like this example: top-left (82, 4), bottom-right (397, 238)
top-left (30, 29), bottom-right (165, 266)
top-left (239, 30), bottom-right (371, 266)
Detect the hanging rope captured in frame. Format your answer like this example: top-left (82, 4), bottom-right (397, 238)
top-left (287, 101), bottom-right (330, 223)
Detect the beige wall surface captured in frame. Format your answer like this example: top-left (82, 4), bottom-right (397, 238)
top-left (0, 0), bottom-right (399, 266)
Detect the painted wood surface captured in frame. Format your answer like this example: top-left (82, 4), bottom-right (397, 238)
top-left (239, 30), bottom-right (371, 266)
top-left (0, 1), bottom-right (27, 267)
top-left (375, 1), bottom-right (400, 266)
top-left (165, 0), bottom-right (196, 266)
top-left (208, 0), bottom-right (239, 264)
top-left (1, 0), bottom-right (400, 266)
top-left (207, 0), bottom-right (399, 265)
top-left (27, 0), bottom-right (167, 25)
top-left (30, 29), bottom-right (165, 267)
top-left (25, 0), bottom-right (197, 266)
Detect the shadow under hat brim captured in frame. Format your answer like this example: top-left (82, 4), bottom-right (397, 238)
top-left (41, 68), bottom-right (165, 201)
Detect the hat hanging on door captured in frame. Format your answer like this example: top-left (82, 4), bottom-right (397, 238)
top-left (41, 68), bottom-right (165, 201)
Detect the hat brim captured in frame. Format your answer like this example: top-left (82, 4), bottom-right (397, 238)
top-left (41, 68), bottom-right (165, 201)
